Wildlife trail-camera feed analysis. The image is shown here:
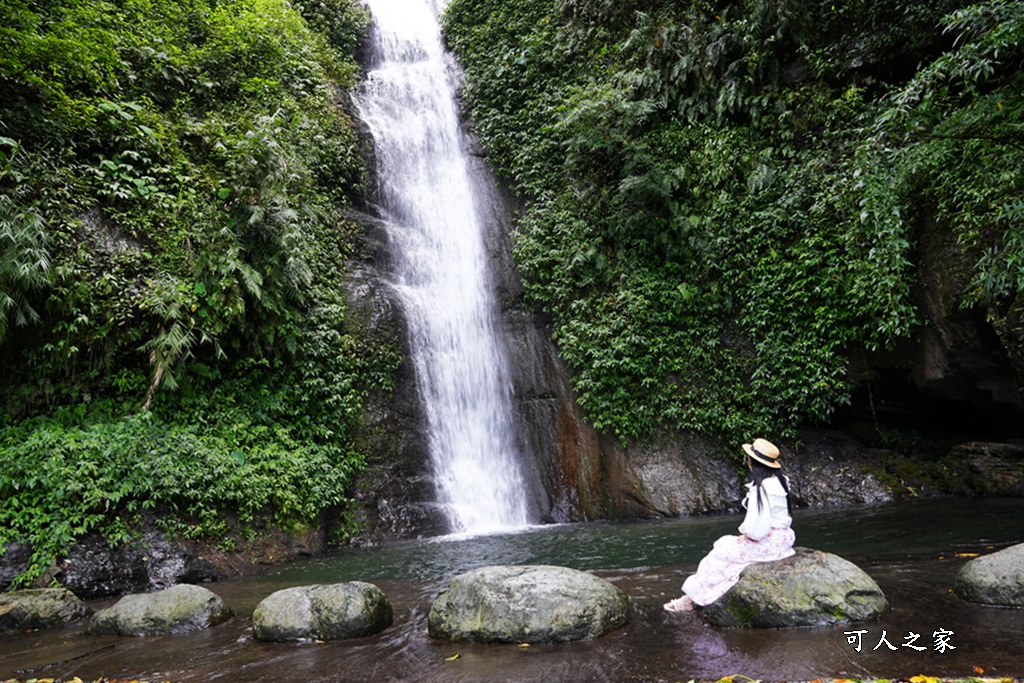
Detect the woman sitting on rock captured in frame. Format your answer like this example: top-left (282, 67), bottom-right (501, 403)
top-left (664, 438), bottom-right (796, 612)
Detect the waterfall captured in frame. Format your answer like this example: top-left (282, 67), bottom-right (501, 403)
top-left (355, 0), bottom-right (532, 534)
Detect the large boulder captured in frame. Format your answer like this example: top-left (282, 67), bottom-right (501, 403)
top-left (0, 588), bottom-right (93, 633)
top-left (428, 565), bottom-right (629, 643)
top-left (702, 547), bottom-right (888, 628)
top-left (954, 542), bottom-right (1024, 606)
top-left (252, 582), bottom-right (394, 642)
top-left (89, 584), bottom-right (233, 636)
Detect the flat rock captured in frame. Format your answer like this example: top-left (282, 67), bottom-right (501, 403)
top-left (252, 582), bottom-right (394, 642)
top-left (428, 564), bottom-right (629, 643)
top-left (954, 542), bottom-right (1024, 606)
top-left (89, 583), bottom-right (233, 636)
top-left (702, 547), bottom-right (888, 628)
top-left (0, 588), bottom-right (93, 633)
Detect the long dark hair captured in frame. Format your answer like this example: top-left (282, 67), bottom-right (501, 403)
top-left (749, 457), bottom-right (791, 513)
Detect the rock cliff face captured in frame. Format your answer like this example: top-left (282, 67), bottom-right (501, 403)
top-left (342, 209), bottom-right (450, 543)
top-left (840, 215), bottom-right (1024, 443)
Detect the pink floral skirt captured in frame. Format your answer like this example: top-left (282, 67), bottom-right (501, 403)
top-left (681, 527), bottom-right (796, 606)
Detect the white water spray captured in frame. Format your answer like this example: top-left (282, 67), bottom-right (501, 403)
top-left (355, 0), bottom-right (531, 533)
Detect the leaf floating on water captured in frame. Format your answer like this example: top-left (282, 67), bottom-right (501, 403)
top-left (444, 653), bottom-right (462, 661)
top-left (518, 643), bottom-right (531, 648)
top-left (954, 552), bottom-right (979, 558)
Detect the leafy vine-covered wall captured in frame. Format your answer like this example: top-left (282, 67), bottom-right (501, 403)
top-left (0, 0), bottom-right (399, 585)
top-left (441, 0), bottom-right (1024, 443)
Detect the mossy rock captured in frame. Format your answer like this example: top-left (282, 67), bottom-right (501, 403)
top-left (428, 565), bottom-right (629, 643)
top-left (702, 547), bottom-right (888, 628)
top-left (89, 584), bottom-right (233, 636)
top-left (0, 588), bottom-right (92, 633)
top-left (954, 542), bottom-right (1024, 607)
top-left (252, 582), bottom-right (394, 642)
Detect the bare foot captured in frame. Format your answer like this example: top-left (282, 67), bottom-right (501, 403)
top-left (663, 596), bottom-right (695, 612)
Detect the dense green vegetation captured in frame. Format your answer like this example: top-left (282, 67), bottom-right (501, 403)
top-left (0, 0), bottom-right (399, 584)
top-left (2, 0), bottom-right (1022, 586)
top-left (442, 0), bottom-right (1024, 441)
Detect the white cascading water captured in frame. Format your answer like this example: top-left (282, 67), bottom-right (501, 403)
top-left (355, 0), bottom-right (531, 534)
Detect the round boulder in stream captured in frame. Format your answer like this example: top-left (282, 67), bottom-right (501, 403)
top-left (252, 582), bottom-right (394, 642)
top-left (0, 588), bottom-right (93, 633)
top-left (702, 547), bottom-right (888, 628)
top-left (428, 565), bottom-right (629, 643)
top-left (89, 583), bottom-right (233, 636)
top-left (954, 542), bottom-right (1024, 607)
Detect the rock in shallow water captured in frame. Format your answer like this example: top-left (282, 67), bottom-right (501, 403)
top-left (954, 542), bottom-right (1024, 607)
top-left (702, 547), bottom-right (888, 628)
top-left (252, 582), bottom-right (394, 642)
top-left (428, 564), bottom-right (629, 643)
top-left (0, 587), bottom-right (93, 633)
top-left (89, 583), bottom-right (233, 636)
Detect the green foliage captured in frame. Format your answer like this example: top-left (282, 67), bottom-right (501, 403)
top-left (293, 0), bottom-right (372, 67)
top-left (444, 0), bottom-right (1020, 441)
top-left (0, 396), bottom-right (348, 585)
top-left (0, 139), bottom-right (51, 345)
top-left (0, 0), bottom-right (392, 581)
top-left (877, 1), bottom-right (1024, 333)
top-left (0, 0), bottom-right (372, 406)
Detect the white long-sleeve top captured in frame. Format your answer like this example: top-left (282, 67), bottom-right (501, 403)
top-left (737, 476), bottom-right (792, 541)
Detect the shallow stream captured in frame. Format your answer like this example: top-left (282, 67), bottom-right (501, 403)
top-left (2, 497), bottom-right (1023, 682)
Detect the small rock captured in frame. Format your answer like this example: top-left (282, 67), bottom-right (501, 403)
top-left (954, 542), bottom-right (1024, 607)
top-left (252, 582), bottom-right (394, 642)
top-left (89, 583), bottom-right (233, 636)
top-left (428, 564), bottom-right (629, 643)
top-left (702, 547), bottom-right (888, 628)
top-left (0, 588), bottom-right (93, 633)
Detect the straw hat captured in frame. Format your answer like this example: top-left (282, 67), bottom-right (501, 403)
top-left (743, 438), bottom-right (781, 468)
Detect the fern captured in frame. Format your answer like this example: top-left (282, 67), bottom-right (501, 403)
top-left (0, 139), bottom-right (51, 346)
